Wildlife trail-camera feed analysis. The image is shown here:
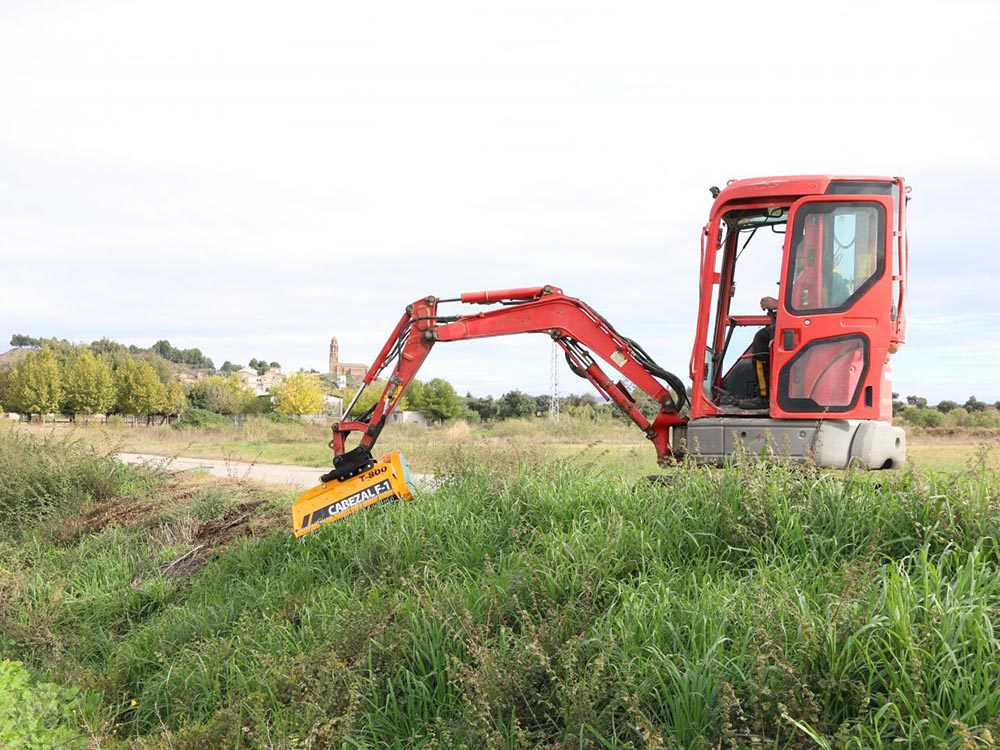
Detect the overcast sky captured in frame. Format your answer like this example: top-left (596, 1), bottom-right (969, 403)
top-left (2, 0), bottom-right (998, 401)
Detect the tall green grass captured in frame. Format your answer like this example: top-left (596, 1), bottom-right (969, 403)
top-left (2, 447), bottom-right (1000, 748)
top-left (0, 429), bottom-right (154, 536)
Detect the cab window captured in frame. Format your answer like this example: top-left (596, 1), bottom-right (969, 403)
top-left (785, 202), bottom-right (885, 314)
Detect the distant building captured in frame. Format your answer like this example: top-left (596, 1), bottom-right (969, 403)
top-left (324, 394), bottom-right (344, 419)
top-left (388, 410), bottom-right (430, 427)
top-left (328, 337), bottom-right (368, 384)
top-left (235, 367), bottom-right (286, 397)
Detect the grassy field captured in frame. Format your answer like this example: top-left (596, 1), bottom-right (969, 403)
top-left (2, 427), bottom-right (1000, 748)
top-left (15, 416), bottom-right (1000, 477)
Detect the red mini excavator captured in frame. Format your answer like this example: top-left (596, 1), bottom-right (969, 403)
top-left (293, 175), bottom-right (910, 537)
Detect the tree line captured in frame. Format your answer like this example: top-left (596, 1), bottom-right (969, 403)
top-left (0, 347), bottom-right (186, 421)
top-left (11, 333), bottom-right (992, 429)
top-left (4, 334), bottom-right (596, 424)
top-left (341, 380), bottom-right (621, 424)
top-left (13, 334), bottom-right (216, 369)
top-left (0, 339), bottom-right (324, 421)
top-left (894, 394), bottom-right (1000, 429)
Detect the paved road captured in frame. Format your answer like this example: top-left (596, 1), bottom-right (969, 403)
top-left (116, 453), bottom-right (436, 491)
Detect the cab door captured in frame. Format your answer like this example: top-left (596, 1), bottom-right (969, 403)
top-left (771, 195), bottom-right (895, 420)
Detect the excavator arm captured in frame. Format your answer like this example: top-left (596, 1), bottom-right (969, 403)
top-left (324, 285), bottom-right (688, 483)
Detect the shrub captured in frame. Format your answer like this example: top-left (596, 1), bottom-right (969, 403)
top-left (174, 407), bottom-right (232, 429)
top-left (946, 407), bottom-right (1000, 429)
top-left (900, 406), bottom-right (944, 428)
top-left (965, 410), bottom-right (1000, 428)
top-left (0, 430), bottom-right (151, 534)
top-left (265, 410), bottom-right (296, 424)
top-left (945, 406), bottom-right (970, 427)
top-left (0, 660), bottom-right (85, 749)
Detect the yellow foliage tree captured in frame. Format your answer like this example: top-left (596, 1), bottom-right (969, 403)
top-left (61, 348), bottom-right (115, 417)
top-left (162, 380), bottom-right (187, 415)
top-left (114, 358), bottom-right (167, 416)
top-left (4, 348), bottom-right (62, 419)
top-left (274, 372), bottom-right (324, 416)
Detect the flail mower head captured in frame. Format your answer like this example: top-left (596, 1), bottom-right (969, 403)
top-left (292, 449), bottom-right (416, 538)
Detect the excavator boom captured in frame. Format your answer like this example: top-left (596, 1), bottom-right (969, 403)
top-left (334, 285), bottom-right (686, 471)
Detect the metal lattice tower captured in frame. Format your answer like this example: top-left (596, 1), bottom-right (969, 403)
top-left (549, 341), bottom-right (560, 419)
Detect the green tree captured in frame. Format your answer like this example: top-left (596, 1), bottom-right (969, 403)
top-left (9, 334), bottom-right (40, 347)
top-left (964, 395), bottom-right (986, 412)
top-left (465, 394), bottom-right (499, 421)
top-left (151, 340), bottom-right (174, 359)
top-left (141, 353), bottom-right (176, 385)
top-left (114, 358), bottom-right (167, 416)
top-left (4, 348), bottom-right (62, 419)
top-left (405, 380), bottom-right (425, 410)
top-left (248, 357), bottom-right (270, 375)
top-left (151, 339), bottom-right (214, 368)
top-left (936, 400), bottom-right (959, 413)
top-left (89, 337), bottom-right (128, 359)
top-left (906, 395), bottom-right (928, 409)
top-left (891, 391), bottom-right (907, 417)
top-left (562, 393), bottom-right (600, 419)
top-left (497, 389), bottom-right (538, 420)
top-left (162, 380), bottom-right (187, 415)
top-left (275, 372), bottom-right (325, 415)
top-left (415, 378), bottom-right (461, 421)
top-left (61, 348), bottom-right (115, 417)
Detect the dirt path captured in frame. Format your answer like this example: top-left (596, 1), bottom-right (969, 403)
top-left (116, 452), bottom-right (437, 491)
top-left (117, 453), bottom-right (339, 490)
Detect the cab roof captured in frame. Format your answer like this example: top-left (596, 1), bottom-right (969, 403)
top-left (711, 175), bottom-right (898, 217)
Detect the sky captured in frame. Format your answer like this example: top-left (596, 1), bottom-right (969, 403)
top-left (1, 0), bottom-right (998, 402)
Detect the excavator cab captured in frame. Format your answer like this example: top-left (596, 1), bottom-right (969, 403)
top-left (684, 176), bottom-right (908, 468)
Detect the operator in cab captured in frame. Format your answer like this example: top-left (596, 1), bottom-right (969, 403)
top-left (717, 294), bottom-right (777, 411)
top-left (738, 295), bottom-right (778, 410)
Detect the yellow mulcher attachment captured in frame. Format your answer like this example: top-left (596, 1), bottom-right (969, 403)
top-left (292, 450), bottom-right (416, 538)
